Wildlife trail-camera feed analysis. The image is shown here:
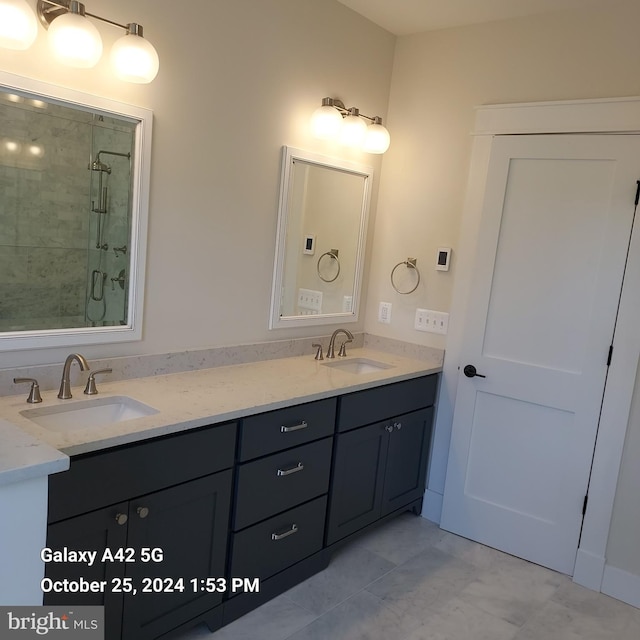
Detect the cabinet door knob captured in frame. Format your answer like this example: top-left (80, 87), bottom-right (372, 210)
top-left (115, 513), bottom-right (128, 526)
top-left (385, 425), bottom-right (394, 433)
top-left (395, 422), bottom-right (402, 430)
top-left (137, 506), bottom-right (150, 519)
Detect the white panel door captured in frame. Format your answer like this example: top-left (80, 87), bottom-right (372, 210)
top-left (440, 134), bottom-right (640, 575)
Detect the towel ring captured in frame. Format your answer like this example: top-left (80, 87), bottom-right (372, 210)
top-left (317, 249), bottom-right (341, 283)
top-left (390, 258), bottom-right (421, 294)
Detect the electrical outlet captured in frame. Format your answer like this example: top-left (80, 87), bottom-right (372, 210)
top-left (415, 308), bottom-right (449, 334)
top-left (378, 301), bottom-right (392, 324)
top-left (343, 295), bottom-right (353, 312)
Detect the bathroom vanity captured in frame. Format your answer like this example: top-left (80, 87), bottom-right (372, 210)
top-left (2, 349), bottom-right (440, 639)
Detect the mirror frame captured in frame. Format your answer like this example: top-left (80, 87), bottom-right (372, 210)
top-left (270, 146), bottom-right (373, 329)
top-left (0, 71), bottom-right (152, 351)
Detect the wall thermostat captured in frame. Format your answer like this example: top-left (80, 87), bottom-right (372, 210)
top-left (303, 235), bottom-right (315, 255)
top-left (436, 247), bottom-right (451, 271)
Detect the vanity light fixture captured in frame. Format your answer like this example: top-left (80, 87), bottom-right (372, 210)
top-left (0, 0), bottom-right (38, 50)
top-left (310, 97), bottom-right (391, 154)
top-left (0, 0), bottom-right (160, 82)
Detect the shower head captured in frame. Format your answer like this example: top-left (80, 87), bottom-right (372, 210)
top-left (90, 158), bottom-right (111, 174)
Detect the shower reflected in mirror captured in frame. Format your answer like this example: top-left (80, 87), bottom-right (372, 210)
top-left (0, 88), bottom-right (136, 332)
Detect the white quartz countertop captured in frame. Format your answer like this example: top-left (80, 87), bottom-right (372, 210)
top-left (0, 348), bottom-right (441, 483)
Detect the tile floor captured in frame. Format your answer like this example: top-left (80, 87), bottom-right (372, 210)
top-left (175, 514), bottom-right (640, 640)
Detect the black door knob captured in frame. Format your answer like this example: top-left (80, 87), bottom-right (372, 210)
top-left (463, 364), bottom-right (486, 378)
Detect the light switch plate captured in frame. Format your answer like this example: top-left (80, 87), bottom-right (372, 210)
top-left (415, 308), bottom-right (449, 334)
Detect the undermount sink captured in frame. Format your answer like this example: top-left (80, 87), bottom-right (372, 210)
top-left (322, 357), bottom-right (394, 375)
top-left (21, 396), bottom-right (158, 432)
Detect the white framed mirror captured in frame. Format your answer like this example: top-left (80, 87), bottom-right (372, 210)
top-left (270, 146), bottom-right (372, 329)
top-left (0, 71), bottom-right (152, 351)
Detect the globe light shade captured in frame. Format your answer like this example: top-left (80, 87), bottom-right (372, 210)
top-left (0, 0), bottom-right (38, 50)
top-left (363, 122), bottom-right (391, 154)
top-left (339, 113), bottom-right (367, 148)
top-left (111, 32), bottom-right (159, 83)
top-left (310, 104), bottom-right (343, 140)
top-left (48, 11), bottom-right (103, 68)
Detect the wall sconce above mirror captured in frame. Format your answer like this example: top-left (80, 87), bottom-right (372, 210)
top-left (0, 70), bottom-right (152, 351)
top-left (0, 0), bottom-right (159, 83)
top-left (311, 97), bottom-right (390, 154)
top-left (270, 147), bottom-right (373, 329)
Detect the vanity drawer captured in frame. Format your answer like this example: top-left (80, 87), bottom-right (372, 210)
top-left (234, 437), bottom-right (332, 530)
top-left (239, 398), bottom-right (336, 461)
top-left (337, 375), bottom-right (438, 432)
top-left (48, 422), bottom-right (237, 523)
top-left (230, 496), bottom-right (327, 583)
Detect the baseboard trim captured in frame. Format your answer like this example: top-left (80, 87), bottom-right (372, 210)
top-left (601, 564), bottom-right (640, 609)
top-left (572, 548), bottom-right (605, 590)
top-left (421, 489), bottom-right (443, 524)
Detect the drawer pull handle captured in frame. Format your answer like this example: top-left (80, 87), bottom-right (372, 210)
top-left (281, 421), bottom-right (308, 433)
top-left (271, 524), bottom-right (298, 541)
top-left (277, 462), bottom-right (304, 477)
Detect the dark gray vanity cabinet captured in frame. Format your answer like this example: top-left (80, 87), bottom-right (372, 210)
top-left (326, 376), bottom-right (437, 545)
top-left (224, 398), bottom-right (336, 624)
top-left (45, 422), bottom-right (236, 640)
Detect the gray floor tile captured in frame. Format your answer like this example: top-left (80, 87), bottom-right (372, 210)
top-left (174, 594), bottom-right (316, 640)
top-left (352, 512), bottom-right (445, 566)
top-left (284, 544), bottom-right (396, 615)
top-left (366, 545), bottom-right (478, 621)
top-left (403, 597), bottom-right (520, 640)
top-left (285, 590), bottom-right (423, 640)
top-left (456, 554), bottom-right (564, 626)
top-left (513, 599), bottom-right (635, 640)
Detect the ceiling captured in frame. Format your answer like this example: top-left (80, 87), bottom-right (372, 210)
top-left (336, 0), bottom-right (633, 35)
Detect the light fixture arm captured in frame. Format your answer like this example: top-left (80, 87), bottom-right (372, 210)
top-left (37, 1), bottom-right (140, 34)
top-left (320, 97), bottom-right (384, 126)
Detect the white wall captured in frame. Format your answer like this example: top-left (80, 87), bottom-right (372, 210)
top-left (0, 0), bottom-right (395, 369)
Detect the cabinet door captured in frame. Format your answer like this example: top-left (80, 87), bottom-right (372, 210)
top-left (44, 502), bottom-right (129, 638)
top-left (326, 422), bottom-right (389, 545)
top-left (121, 471), bottom-right (232, 640)
top-left (381, 407), bottom-right (433, 517)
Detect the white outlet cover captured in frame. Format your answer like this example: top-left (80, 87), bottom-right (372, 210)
top-left (378, 301), bottom-right (392, 324)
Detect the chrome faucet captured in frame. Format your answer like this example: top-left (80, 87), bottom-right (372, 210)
top-left (326, 329), bottom-right (354, 359)
top-left (58, 353), bottom-right (90, 399)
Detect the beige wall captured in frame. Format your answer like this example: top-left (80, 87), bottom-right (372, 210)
top-left (364, 3), bottom-right (640, 345)
top-left (0, 0), bottom-right (394, 368)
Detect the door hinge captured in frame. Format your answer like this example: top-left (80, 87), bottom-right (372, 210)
top-left (607, 345), bottom-right (614, 367)
top-left (582, 494), bottom-right (589, 516)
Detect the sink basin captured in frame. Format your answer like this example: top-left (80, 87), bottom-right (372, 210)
top-left (322, 358), bottom-right (394, 375)
top-left (21, 396), bottom-right (158, 432)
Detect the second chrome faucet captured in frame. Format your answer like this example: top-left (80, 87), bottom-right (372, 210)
top-left (325, 329), bottom-right (354, 359)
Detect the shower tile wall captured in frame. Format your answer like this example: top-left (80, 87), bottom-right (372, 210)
top-left (0, 98), bottom-right (134, 331)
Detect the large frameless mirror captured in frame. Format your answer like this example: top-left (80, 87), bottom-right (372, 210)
top-left (0, 71), bottom-right (152, 351)
top-left (270, 146), bottom-right (372, 329)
